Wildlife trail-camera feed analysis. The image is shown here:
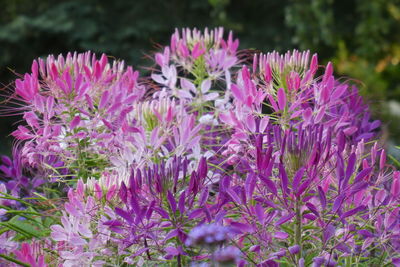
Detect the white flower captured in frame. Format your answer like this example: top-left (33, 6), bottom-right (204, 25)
top-left (199, 114), bottom-right (218, 125)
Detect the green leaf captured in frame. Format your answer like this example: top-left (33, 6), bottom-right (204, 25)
top-left (389, 154), bottom-right (400, 168)
top-left (0, 209), bottom-right (51, 239)
top-left (0, 254), bottom-right (30, 267)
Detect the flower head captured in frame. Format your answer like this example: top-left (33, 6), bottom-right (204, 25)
top-left (186, 224), bottom-right (233, 247)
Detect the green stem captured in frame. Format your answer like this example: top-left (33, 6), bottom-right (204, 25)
top-left (294, 200), bottom-right (302, 262)
top-left (144, 238), bottom-right (152, 260)
top-left (0, 254), bottom-right (30, 267)
top-left (177, 254), bottom-right (182, 267)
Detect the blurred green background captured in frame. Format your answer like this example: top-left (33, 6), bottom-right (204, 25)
top-left (0, 0), bottom-right (399, 158)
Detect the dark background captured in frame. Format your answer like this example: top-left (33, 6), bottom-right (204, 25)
top-left (0, 0), bottom-right (399, 158)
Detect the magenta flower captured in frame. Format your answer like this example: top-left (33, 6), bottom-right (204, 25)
top-left (13, 242), bottom-right (47, 267)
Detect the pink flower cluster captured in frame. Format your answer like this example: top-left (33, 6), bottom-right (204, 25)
top-left (0, 27), bottom-right (399, 267)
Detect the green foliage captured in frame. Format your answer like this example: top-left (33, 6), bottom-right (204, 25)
top-left (0, 0), bottom-right (213, 82)
top-left (389, 146), bottom-right (400, 168)
top-left (0, 193), bottom-right (58, 240)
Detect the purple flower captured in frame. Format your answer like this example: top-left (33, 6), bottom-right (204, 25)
top-left (213, 246), bottom-right (241, 264)
top-left (186, 224), bottom-right (232, 247)
top-left (0, 231), bottom-right (17, 255)
top-left (312, 257), bottom-right (325, 267)
top-left (288, 245), bottom-right (300, 255)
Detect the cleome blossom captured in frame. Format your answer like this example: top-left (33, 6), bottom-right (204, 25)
top-left (0, 28), bottom-right (398, 267)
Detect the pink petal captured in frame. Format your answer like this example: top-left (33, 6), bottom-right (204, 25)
top-left (277, 88), bottom-right (286, 110)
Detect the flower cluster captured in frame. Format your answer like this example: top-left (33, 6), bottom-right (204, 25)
top-left (0, 28), bottom-right (399, 267)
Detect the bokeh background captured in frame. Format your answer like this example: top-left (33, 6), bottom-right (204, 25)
top-left (0, 0), bottom-right (399, 160)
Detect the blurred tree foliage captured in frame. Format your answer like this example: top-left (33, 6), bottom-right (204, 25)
top-left (0, 0), bottom-right (399, 155)
top-left (285, 0), bottom-right (400, 101)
